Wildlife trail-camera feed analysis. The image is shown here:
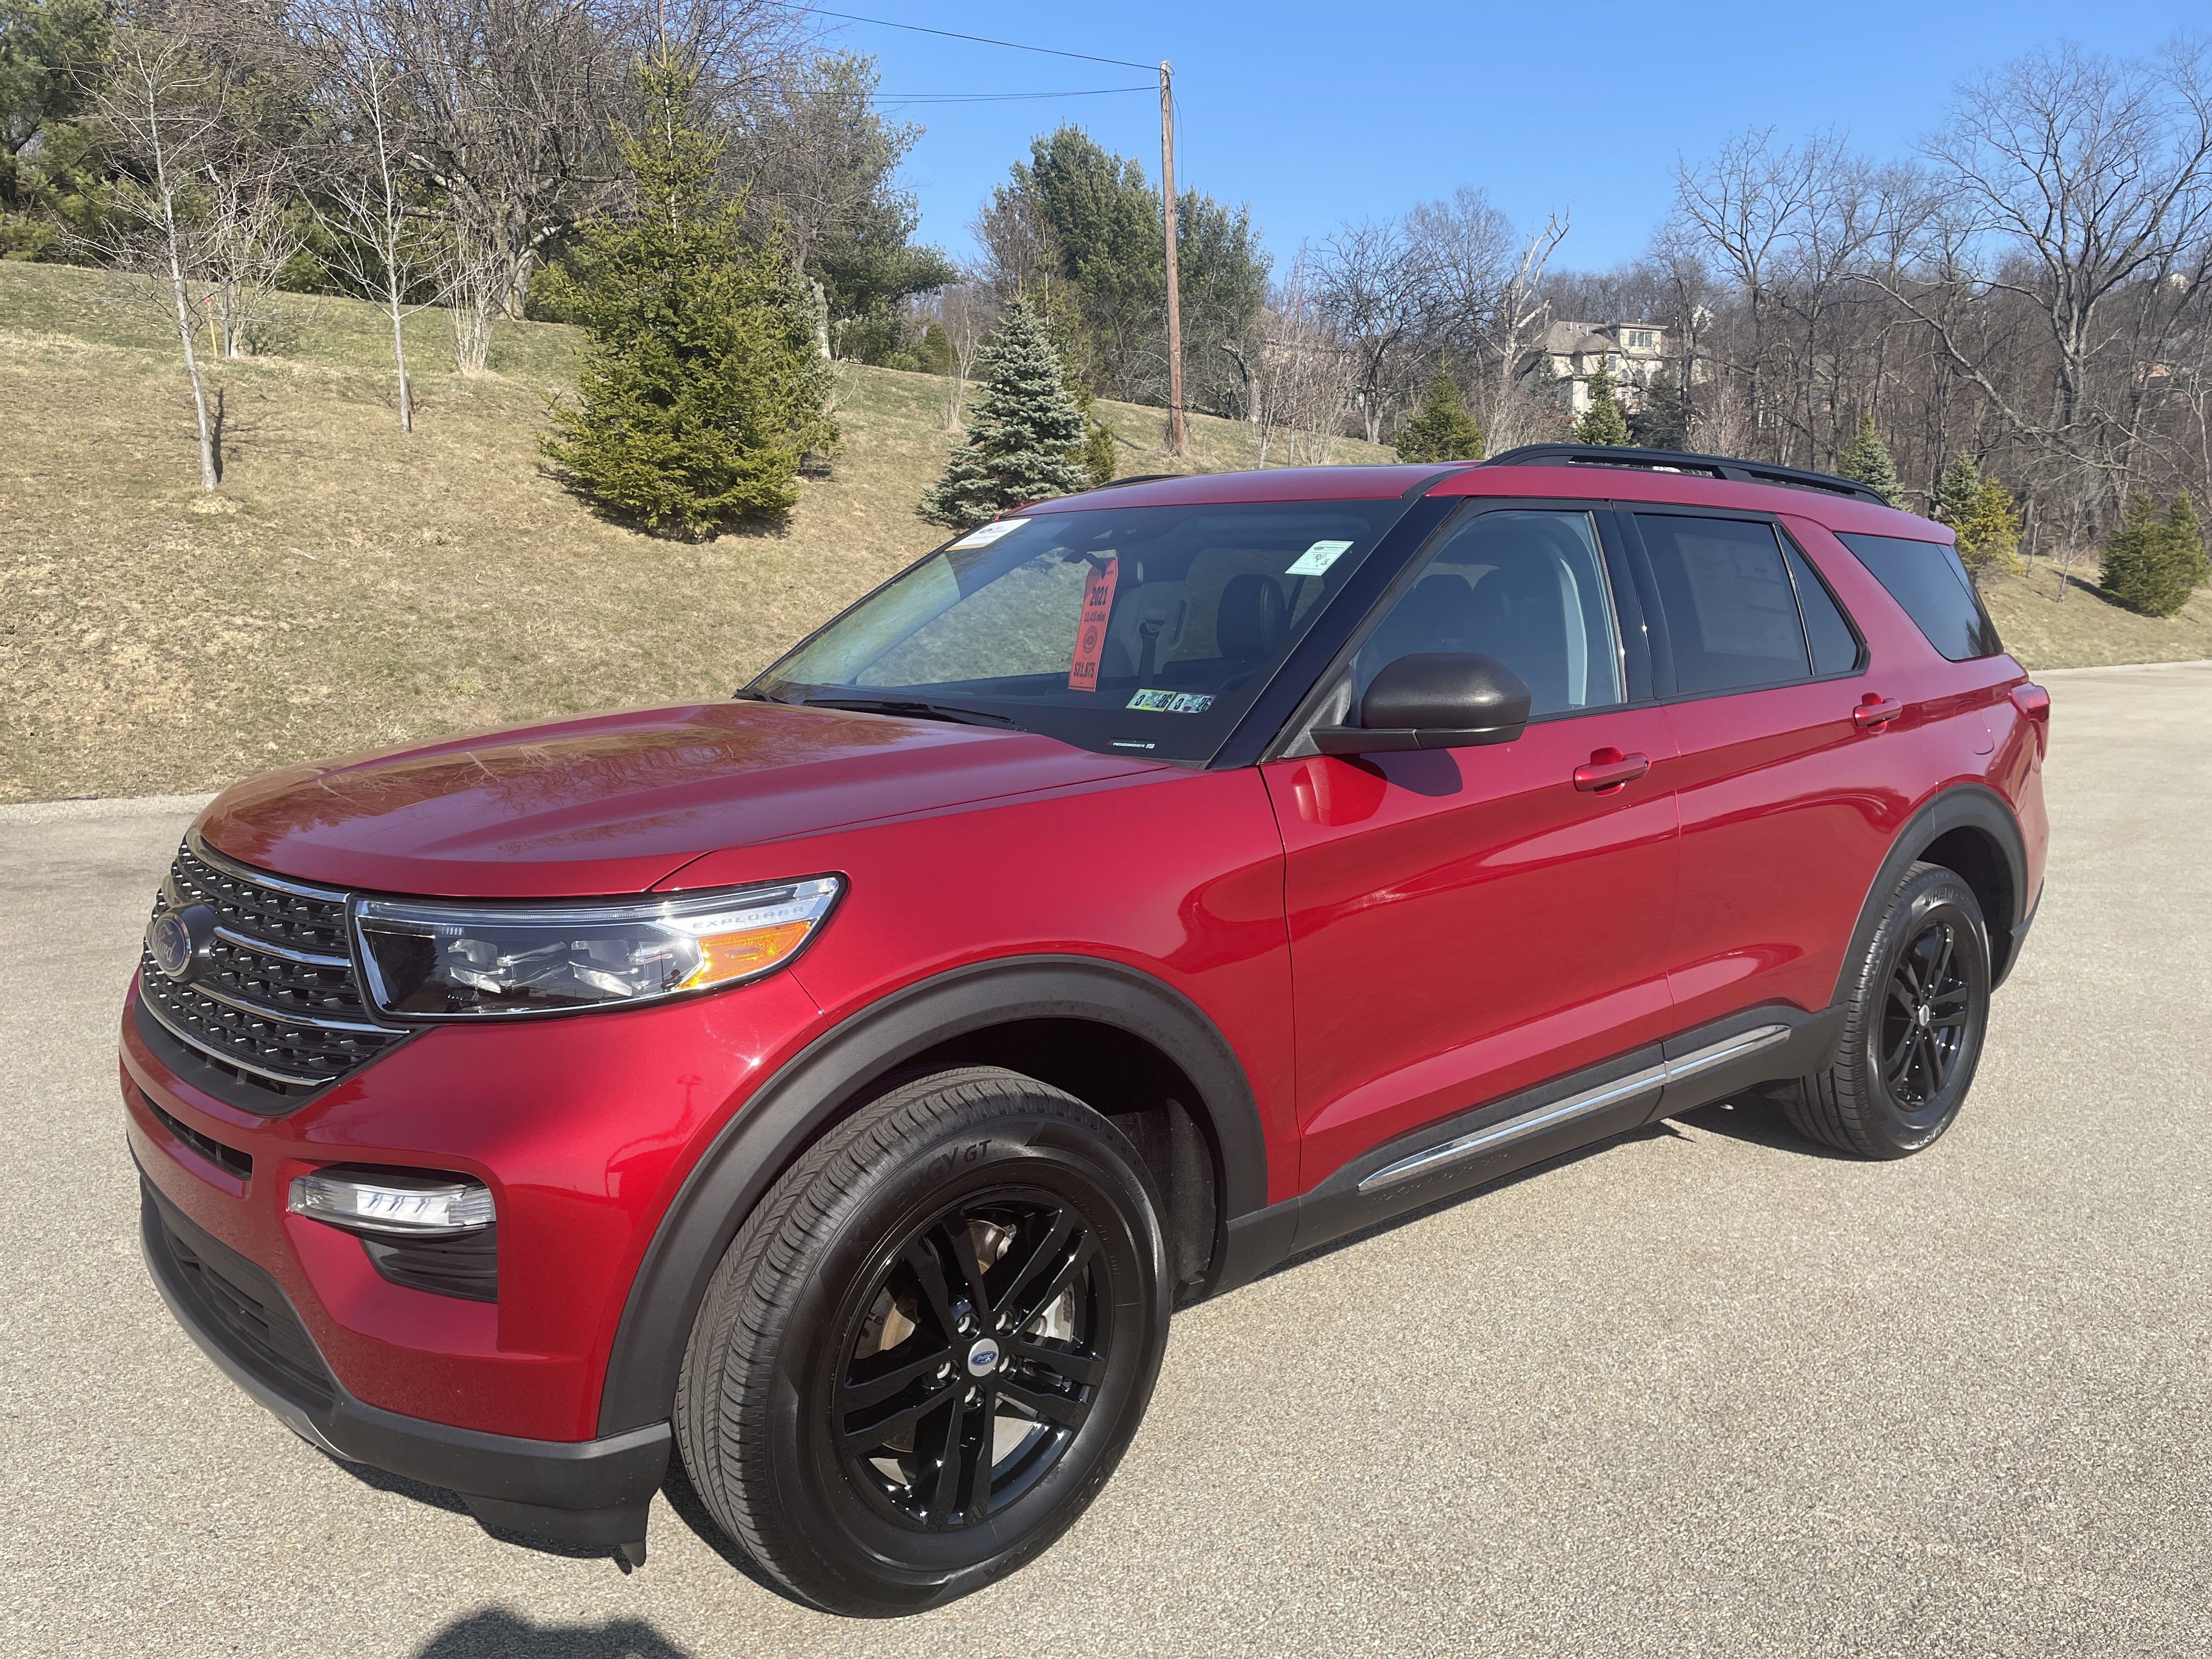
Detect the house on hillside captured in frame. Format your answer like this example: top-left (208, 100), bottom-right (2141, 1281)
top-left (1519, 320), bottom-right (1689, 417)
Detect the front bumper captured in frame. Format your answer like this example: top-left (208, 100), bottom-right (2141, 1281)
top-left (139, 1166), bottom-right (669, 1556)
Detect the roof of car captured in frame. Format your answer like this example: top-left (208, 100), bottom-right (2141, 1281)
top-left (1026, 455), bottom-right (1945, 539)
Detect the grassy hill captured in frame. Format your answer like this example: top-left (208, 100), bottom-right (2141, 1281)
top-left (2, 260), bottom-right (2206, 802)
top-left (0, 261), bottom-right (1385, 802)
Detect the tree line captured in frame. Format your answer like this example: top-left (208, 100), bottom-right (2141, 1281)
top-left (5, 4), bottom-right (2209, 603)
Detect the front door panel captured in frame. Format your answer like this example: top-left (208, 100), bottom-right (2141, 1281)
top-left (1267, 707), bottom-right (1680, 1189)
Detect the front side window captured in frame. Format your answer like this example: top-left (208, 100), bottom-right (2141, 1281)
top-left (1352, 510), bottom-right (1624, 719)
top-left (754, 501), bottom-right (1407, 763)
top-left (1635, 515), bottom-right (1813, 695)
top-left (1837, 532), bottom-right (2004, 662)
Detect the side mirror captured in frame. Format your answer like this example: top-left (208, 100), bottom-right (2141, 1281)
top-left (1311, 652), bottom-right (1533, 754)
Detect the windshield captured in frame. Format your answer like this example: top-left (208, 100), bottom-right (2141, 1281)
top-left (753, 500), bottom-right (1408, 763)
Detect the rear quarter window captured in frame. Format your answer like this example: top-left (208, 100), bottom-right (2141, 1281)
top-left (1836, 533), bottom-right (2003, 662)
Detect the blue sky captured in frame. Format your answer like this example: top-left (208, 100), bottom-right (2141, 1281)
top-left (814, 0), bottom-right (2200, 275)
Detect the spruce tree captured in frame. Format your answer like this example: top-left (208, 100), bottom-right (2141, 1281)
top-left (1838, 413), bottom-right (1903, 507)
top-left (2168, 492), bottom-right (2209, 588)
top-left (540, 51), bottom-right (834, 537)
top-left (1627, 366), bottom-right (1691, 451)
top-left (1953, 475), bottom-right (2021, 586)
top-left (1080, 412), bottom-right (1118, 488)
top-left (1932, 452), bottom-right (1981, 530)
top-left (2101, 493), bottom-right (2194, 617)
top-left (1395, 369), bottom-right (1484, 462)
top-left (1574, 363), bottom-right (1630, 447)
top-left (921, 298), bottom-right (1089, 529)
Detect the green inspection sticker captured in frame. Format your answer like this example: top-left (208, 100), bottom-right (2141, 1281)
top-left (1126, 690), bottom-right (1216, 713)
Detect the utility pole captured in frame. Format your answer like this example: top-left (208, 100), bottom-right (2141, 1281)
top-left (1159, 59), bottom-right (1186, 456)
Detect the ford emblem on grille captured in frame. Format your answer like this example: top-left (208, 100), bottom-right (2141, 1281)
top-left (149, 905), bottom-right (215, 982)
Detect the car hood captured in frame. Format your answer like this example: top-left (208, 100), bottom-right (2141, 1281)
top-left (196, 701), bottom-right (1161, 898)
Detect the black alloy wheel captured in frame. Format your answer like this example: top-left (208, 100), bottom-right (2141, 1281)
top-left (833, 1189), bottom-right (1107, 1532)
top-left (676, 1067), bottom-right (1170, 1616)
top-left (1878, 917), bottom-right (1973, 1109)
top-left (1773, 860), bottom-right (1992, 1159)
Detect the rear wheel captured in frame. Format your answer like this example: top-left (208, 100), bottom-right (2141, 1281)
top-left (675, 1067), bottom-right (1170, 1616)
top-left (1774, 861), bottom-right (1991, 1159)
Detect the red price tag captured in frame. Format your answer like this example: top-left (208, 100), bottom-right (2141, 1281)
top-left (1066, 555), bottom-right (1119, 692)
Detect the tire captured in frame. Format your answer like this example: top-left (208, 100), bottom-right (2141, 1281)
top-left (1774, 861), bottom-right (1992, 1159)
top-left (674, 1066), bottom-right (1171, 1616)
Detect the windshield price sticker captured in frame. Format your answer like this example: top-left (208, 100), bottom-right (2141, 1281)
top-left (1285, 539), bottom-right (1354, 577)
top-left (1066, 555), bottom-right (1120, 692)
top-left (950, 517), bottom-right (1030, 550)
top-left (1126, 690), bottom-right (1215, 713)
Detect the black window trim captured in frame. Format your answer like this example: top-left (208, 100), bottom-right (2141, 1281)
top-left (1615, 503), bottom-right (1870, 709)
top-left (1255, 496), bottom-right (1650, 764)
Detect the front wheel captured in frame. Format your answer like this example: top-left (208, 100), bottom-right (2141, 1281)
top-left (675, 1067), bottom-right (1170, 1616)
top-left (1774, 861), bottom-right (1993, 1159)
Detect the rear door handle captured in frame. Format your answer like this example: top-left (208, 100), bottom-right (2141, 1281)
top-left (1852, 696), bottom-right (1904, 731)
top-left (1573, 748), bottom-right (1649, 792)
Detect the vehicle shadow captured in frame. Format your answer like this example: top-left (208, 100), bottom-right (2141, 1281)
top-left (412, 1609), bottom-right (695, 1658)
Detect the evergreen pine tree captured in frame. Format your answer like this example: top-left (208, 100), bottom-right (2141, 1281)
top-left (1080, 413), bottom-right (1118, 488)
top-left (921, 298), bottom-right (1089, 529)
top-left (2167, 492), bottom-right (2209, 588)
top-left (540, 52), bottom-right (834, 536)
top-left (1627, 366), bottom-right (1691, 451)
top-left (1837, 413), bottom-right (1903, 507)
top-left (1574, 363), bottom-right (1630, 447)
top-left (2101, 493), bottom-right (2194, 617)
top-left (1395, 369), bottom-right (1484, 462)
top-left (1953, 475), bottom-right (2021, 586)
top-left (1932, 452), bottom-right (1981, 529)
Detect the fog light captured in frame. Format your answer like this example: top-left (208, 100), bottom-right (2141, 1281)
top-left (287, 1169), bottom-right (494, 1237)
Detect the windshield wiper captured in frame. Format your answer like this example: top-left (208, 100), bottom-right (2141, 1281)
top-left (800, 695), bottom-right (1022, 730)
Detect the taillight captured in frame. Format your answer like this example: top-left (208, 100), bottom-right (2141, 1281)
top-left (2011, 682), bottom-right (2050, 754)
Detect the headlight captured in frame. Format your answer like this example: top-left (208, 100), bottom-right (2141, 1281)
top-left (352, 876), bottom-right (841, 1020)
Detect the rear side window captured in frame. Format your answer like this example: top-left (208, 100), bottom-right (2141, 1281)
top-left (1784, 543), bottom-right (1861, 675)
top-left (1633, 515), bottom-right (1810, 695)
top-left (1837, 533), bottom-right (2003, 662)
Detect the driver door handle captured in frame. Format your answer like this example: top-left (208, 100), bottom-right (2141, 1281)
top-left (1573, 748), bottom-right (1649, 792)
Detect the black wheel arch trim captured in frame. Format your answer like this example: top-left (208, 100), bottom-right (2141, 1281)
top-left (1837, 783), bottom-right (2029, 998)
top-left (595, 954), bottom-right (1269, 1437)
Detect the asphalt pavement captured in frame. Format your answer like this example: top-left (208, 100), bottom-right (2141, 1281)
top-left (2, 665), bottom-right (2207, 1658)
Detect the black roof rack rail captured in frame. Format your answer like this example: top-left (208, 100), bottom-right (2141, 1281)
top-left (1090, 472), bottom-right (1183, 490)
top-left (1480, 444), bottom-right (1891, 508)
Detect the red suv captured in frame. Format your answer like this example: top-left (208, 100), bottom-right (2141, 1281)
top-left (124, 445), bottom-right (2049, 1614)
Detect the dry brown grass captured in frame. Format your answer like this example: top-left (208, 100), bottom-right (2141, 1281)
top-left (1978, 560), bottom-right (2212, 671)
top-left (0, 261), bottom-right (1384, 802)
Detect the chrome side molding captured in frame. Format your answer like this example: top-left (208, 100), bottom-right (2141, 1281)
top-left (1356, 1023), bottom-right (1792, 1195)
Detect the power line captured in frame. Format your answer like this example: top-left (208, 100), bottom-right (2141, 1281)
top-left (876, 86), bottom-right (1154, 105)
top-left (801, 7), bottom-right (1154, 72)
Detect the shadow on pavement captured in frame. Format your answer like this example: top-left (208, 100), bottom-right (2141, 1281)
top-left (414, 1610), bottom-right (694, 1658)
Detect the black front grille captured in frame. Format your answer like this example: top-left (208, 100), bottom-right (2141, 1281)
top-left (360, 1228), bottom-right (500, 1302)
top-left (140, 1089), bottom-right (252, 1180)
top-left (144, 1181), bottom-right (337, 1414)
top-left (141, 838), bottom-right (404, 1101)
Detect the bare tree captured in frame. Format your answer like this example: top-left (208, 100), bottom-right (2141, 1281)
top-left (931, 279), bottom-right (998, 432)
top-left (1861, 42), bottom-right (2212, 503)
top-left (438, 221), bottom-right (505, 374)
top-left (84, 25), bottom-right (232, 490)
top-left (299, 10), bottom-right (438, 427)
top-left (1250, 257), bottom-right (1357, 467)
top-left (1314, 217), bottom-right (1422, 444)
top-left (1477, 209), bottom-right (1571, 449)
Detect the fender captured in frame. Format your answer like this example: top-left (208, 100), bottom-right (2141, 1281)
top-left (594, 955), bottom-right (1270, 1436)
top-left (1833, 783), bottom-right (2029, 1002)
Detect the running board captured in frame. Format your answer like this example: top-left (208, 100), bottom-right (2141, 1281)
top-left (1356, 1024), bottom-right (1790, 1195)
